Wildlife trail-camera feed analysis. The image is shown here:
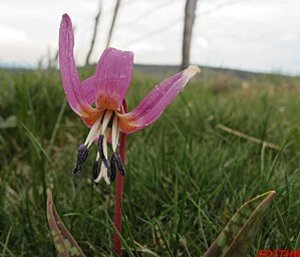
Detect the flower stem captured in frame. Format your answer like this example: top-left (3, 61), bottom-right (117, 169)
top-left (114, 101), bottom-right (127, 256)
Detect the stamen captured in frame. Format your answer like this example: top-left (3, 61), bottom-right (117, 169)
top-left (72, 164), bottom-right (82, 175)
top-left (101, 110), bottom-right (113, 134)
top-left (108, 112), bottom-right (115, 128)
top-left (113, 152), bottom-right (125, 176)
top-left (77, 144), bottom-right (89, 164)
top-left (92, 161), bottom-right (99, 180)
top-left (110, 155), bottom-right (117, 182)
top-left (84, 117), bottom-right (102, 148)
top-left (111, 115), bottom-right (119, 152)
top-left (98, 135), bottom-right (110, 168)
top-left (72, 144), bottom-right (89, 175)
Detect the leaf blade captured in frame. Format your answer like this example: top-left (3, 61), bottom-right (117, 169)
top-left (47, 190), bottom-right (87, 257)
top-left (204, 191), bottom-right (275, 257)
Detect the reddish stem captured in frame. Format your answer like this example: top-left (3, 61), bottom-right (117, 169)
top-left (114, 101), bottom-right (127, 256)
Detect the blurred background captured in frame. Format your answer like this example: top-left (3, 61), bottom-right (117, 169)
top-left (1, 0), bottom-right (300, 74)
top-left (0, 1), bottom-right (300, 256)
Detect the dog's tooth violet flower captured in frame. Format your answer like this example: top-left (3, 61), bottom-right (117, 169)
top-left (59, 14), bottom-right (200, 185)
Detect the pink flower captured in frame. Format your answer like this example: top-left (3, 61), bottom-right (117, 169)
top-left (59, 14), bottom-right (200, 185)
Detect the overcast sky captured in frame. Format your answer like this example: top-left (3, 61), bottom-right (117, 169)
top-left (0, 0), bottom-right (300, 74)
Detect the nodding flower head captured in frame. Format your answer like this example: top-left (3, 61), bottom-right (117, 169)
top-left (59, 14), bottom-right (200, 185)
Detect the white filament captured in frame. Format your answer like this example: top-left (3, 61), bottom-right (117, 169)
top-left (84, 117), bottom-right (102, 148)
top-left (103, 131), bottom-right (108, 161)
top-left (95, 151), bottom-right (100, 161)
top-left (101, 110), bottom-right (113, 134)
top-left (111, 115), bottom-right (119, 152)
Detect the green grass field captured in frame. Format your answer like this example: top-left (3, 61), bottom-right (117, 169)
top-left (0, 67), bottom-right (299, 256)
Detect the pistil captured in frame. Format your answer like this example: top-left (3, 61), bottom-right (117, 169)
top-left (94, 162), bottom-right (110, 185)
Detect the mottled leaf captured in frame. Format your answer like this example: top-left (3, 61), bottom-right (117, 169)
top-left (47, 190), bottom-right (87, 257)
top-left (204, 191), bottom-right (275, 257)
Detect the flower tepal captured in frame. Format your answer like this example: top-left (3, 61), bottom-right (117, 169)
top-left (59, 14), bottom-right (200, 185)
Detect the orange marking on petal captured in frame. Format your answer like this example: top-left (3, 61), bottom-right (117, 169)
top-left (97, 94), bottom-right (119, 111)
top-left (81, 106), bottom-right (102, 127)
top-left (118, 115), bottom-right (138, 134)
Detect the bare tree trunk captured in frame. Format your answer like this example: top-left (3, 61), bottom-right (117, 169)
top-left (86, 0), bottom-right (102, 66)
top-left (106, 0), bottom-right (121, 48)
top-left (181, 0), bottom-right (198, 70)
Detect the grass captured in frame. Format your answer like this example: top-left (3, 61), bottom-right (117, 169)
top-left (0, 66), bottom-right (300, 256)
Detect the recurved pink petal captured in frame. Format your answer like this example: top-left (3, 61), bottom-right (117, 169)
top-left (81, 76), bottom-right (96, 106)
top-left (118, 65), bottom-right (200, 134)
top-left (59, 14), bottom-right (93, 116)
top-left (94, 48), bottom-right (134, 111)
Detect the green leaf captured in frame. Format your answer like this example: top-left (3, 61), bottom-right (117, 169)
top-left (204, 191), bottom-right (275, 257)
top-left (47, 190), bottom-right (87, 257)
